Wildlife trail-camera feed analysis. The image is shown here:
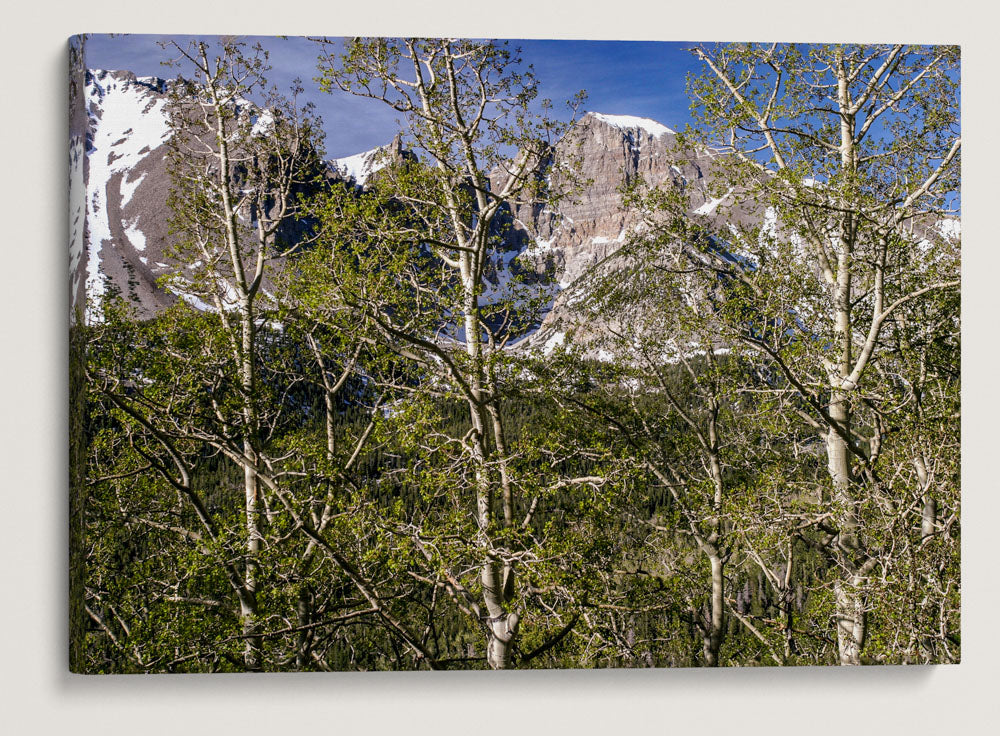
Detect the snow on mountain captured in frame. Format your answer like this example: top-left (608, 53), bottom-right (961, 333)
top-left (81, 70), bottom-right (172, 319)
top-left (69, 136), bottom-right (86, 312)
top-left (542, 330), bottom-right (566, 354)
top-left (693, 188), bottom-right (734, 216)
top-left (119, 171), bottom-right (147, 207)
top-left (936, 217), bottom-right (961, 241)
top-left (251, 109), bottom-right (274, 137)
top-left (590, 113), bottom-right (676, 138)
top-left (69, 73), bottom-right (765, 357)
top-left (333, 146), bottom-right (390, 186)
top-left (75, 77), bottom-right (697, 333)
top-left (332, 134), bottom-right (417, 188)
top-left (73, 70), bottom-right (328, 320)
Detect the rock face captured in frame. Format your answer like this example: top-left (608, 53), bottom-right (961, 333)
top-left (498, 112), bottom-right (722, 289)
top-left (489, 112), bottom-right (759, 349)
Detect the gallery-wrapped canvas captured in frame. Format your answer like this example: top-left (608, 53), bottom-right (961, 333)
top-left (68, 34), bottom-right (961, 673)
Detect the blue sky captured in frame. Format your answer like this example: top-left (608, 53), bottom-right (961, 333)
top-left (84, 34), bottom-right (704, 158)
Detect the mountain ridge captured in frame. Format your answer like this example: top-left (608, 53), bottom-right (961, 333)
top-left (70, 69), bottom-right (959, 353)
top-left (72, 70), bottom-right (714, 329)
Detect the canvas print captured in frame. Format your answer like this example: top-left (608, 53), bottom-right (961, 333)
top-left (68, 35), bottom-right (961, 672)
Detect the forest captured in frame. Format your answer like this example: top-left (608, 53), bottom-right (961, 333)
top-left (68, 37), bottom-right (961, 672)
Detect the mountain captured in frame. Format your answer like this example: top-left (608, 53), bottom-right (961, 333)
top-left (71, 70), bottom-right (419, 320)
top-left (492, 112), bottom-right (755, 351)
top-left (332, 134), bottom-right (415, 188)
top-left (69, 72), bottom-right (959, 345)
top-left (66, 73), bottom-right (770, 340)
top-left (72, 70), bottom-right (176, 318)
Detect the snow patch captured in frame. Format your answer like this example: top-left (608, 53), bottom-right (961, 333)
top-left (590, 229), bottom-right (627, 245)
top-left (936, 218), bottom-right (961, 241)
top-left (334, 146), bottom-right (389, 186)
top-left (124, 222), bottom-right (146, 252)
top-left (167, 282), bottom-right (213, 312)
top-left (526, 237), bottom-right (558, 254)
top-left (760, 207), bottom-right (779, 240)
top-left (591, 113), bottom-right (675, 138)
top-left (119, 171), bottom-right (146, 207)
top-left (179, 292), bottom-right (213, 311)
top-left (251, 110), bottom-right (274, 137)
top-left (542, 330), bottom-right (566, 354)
top-left (693, 188), bottom-right (734, 216)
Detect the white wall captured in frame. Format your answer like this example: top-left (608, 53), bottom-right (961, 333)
top-left (2, 2), bottom-right (995, 733)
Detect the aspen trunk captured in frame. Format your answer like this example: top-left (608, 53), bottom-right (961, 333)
top-left (829, 386), bottom-right (865, 666)
top-left (834, 577), bottom-right (866, 666)
top-left (827, 319), bottom-right (867, 667)
top-left (703, 392), bottom-right (725, 667)
top-left (782, 545), bottom-right (796, 661)
top-left (240, 306), bottom-right (262, 670)
top-left (829, 53), bottom-right (866, 667)
top-left (209, 64), bottom-right (263, 670)
top-left (461, 280), bottom-right (520, 669)
top-left (703, 554), bottom-right (725, 667)
top-left (482, 558), bottom-right (520, 670)
top-left (914, 455), bottom-right (936, 540)
top-left (295, 585), bottom-right (312, 669)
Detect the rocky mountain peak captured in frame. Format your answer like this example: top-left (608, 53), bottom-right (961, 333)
top-left (503, 111), bottom-right (708, 287)
top-left (331, 133), bottom-right (416, 188)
